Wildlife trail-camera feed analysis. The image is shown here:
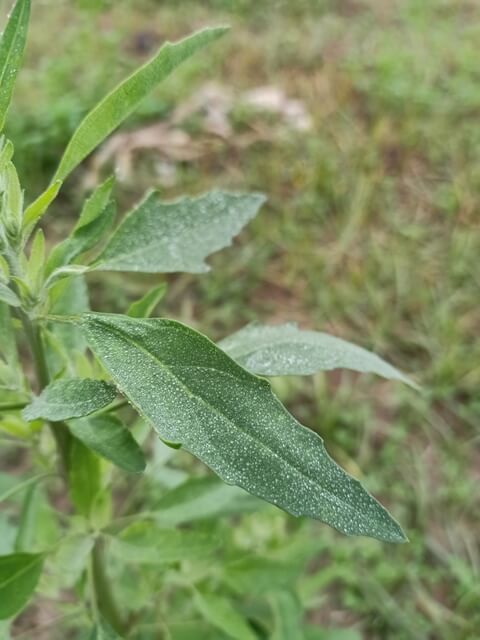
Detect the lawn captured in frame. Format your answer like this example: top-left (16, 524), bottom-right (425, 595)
top-left (2, 0), bottom-right (479, 638)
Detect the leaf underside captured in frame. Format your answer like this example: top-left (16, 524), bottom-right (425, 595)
top-left (73, 312), bottom-right (406, 543)
top-left (219, 322), bottom-right (416, 387)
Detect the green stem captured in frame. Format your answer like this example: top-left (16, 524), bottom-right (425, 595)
top-left (19, 311), bottom-right (71, 474)
top-left (91, 536), bottom-right (125, 633)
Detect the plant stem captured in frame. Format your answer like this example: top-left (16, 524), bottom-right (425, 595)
top-left (0, 400), bottom-right (28, 411)
top-left (91, 536), bottom-right (125, 633)
top-left (19, 311), bottom-right (71, 473)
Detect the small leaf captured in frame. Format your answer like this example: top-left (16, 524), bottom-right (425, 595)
top-left (0, 283), bottom-right (20, 307)
top-left (53, 27), bottom-right (228, 182)
top-left (127, 283), bottom-right (167, 318)
top-left (0, 0), bottom-right (31, 130)
top-left (46, 177), bottom-right (115, 275)
top-left (69, 414), bottom-right (146, 473)
top-left (0, 552), bottom-right (44, 619)
top-left (22, 180), bottom-right (62, 230)
top-left (26, 228), bottom-right (45, 291)
top-left (220, 323), bottom-right (417, 387)
top-left (194, 592), bottom-right (257, 640)
top-left (109, 521), bottom-right (218, 565)
top-left (69, 438), bottom-right (101, 517)
top-left (88, 618), bottom-right (124, 639)
top-left (223, 557), bottom-right (300, 596)
top-left (153, 475), bottom-right (262, 526)
top-left (93, 191), bottom-right (265, 274)
top-left (71, 313), bottom-right (406, 542)
top-left (22, 378), bottom-right (116, 422)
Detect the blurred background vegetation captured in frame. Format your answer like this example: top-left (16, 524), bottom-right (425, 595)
top-left (1, 0), bottom-right (479, 638)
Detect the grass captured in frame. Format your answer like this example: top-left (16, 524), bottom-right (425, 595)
top-left (2, 0), bottom-right (479, 638)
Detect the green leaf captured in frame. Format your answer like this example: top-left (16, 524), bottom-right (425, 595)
top-left (88, 617), bottom-right (124, 639)
top-left (14, 483), bottom-right (39, 552)
top-left (0, 0), bottom-right (31, 131)
top-left (46, 176), bottom-right (115, 275)
top-left (223, 557), bottom-right (300, 596)
top-left (0, 552), bottom-right (43, 619)
top-left (153, 475), bottom-right (262, 526)
top-left (68, 438), bottom-right (101, 518)
top-left (109, 520), bottom-right (218, 565)
top-left (304, 629), bottom-right (361, 640)
top-left (22, 180), bottom-right (62, 230)
top-left (53, 27), bottom-right (228, 182)
top-left (93, 191), bottom-right (265, 274)
top-left (69, 414), bottom-right (145, 473)
top-left (72, 313), bottom-right (406, 543)
top-left (22, 378), bottom-right (116, 422)
top-left (127, 283), bottom-right (167, 318)
top-left (0, 283), bottom-right (20, 307)
top-left (194, 592), bottom-right (257, 640)
top-left (269, 591), bottom-right (304, 640)
top-left (220, 323), bottom-right (416, 387)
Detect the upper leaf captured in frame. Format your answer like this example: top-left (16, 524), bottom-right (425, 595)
top-left (69, 414), bottom-right (146, 473)
top-left (219, 322), bottom-right (417, 387)
top-left (0, 552), bottom-right (43, 619)
top-left (52, 27), bottom-right (228, 182)
top-left (72, 312), bottom-right (406, 542)
top-left (92, 191), bottom-right (265, 274)
top-left (22, 378), bottom-right (117, 421)
top-left (0, 0), bottom-right (30, 131)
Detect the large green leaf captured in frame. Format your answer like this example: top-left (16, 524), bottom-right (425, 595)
top-left (69, 414), bottom-right (145, 473)
top-left (219, 323), bottom-right (416, 386)
top-left (0, 552), bottom-right (44, 619)
top-left (22, 378), bottom-right (116, 421)
top-left (92, 191), bottom-right (265, 274)
top-left (71, 312), bottom-right (406, 542)
top-left (108, 520), bottom-right (218, 565)
top-left (153, 475), bottom-right (262, 526)
top-left (52, 27), bottom-right (228, 182)
top-left (0, 0), bottom-right (30, 131)
top-left (194, 592), bottom-right (256, 640)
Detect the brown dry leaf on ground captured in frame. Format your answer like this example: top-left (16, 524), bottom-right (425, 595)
top-left (83, 82), bottom-right (312, 187)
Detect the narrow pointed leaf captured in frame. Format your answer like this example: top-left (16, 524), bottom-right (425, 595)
top-left (0, 283), bottom-right (20, 306)
top-left (127, 282), bottom-right (167, 318)
top-left (69, 438), bottom-right (101, 518)
top-left (22, 180), bottom-right (61, 230)
top-left (220, 322), bottom-right (416, 387)
top-left (269, 590), bottom-right (304, 640)
top-left (194, 592), bottom-right (257, 640)
top-left (71, 312), bottom-right (406, 542)
top-left (22, 378), bottom-right (116, 422)
top-left (0, 0), bottom-right (30, 130)
top-left (0, 552), bottom-right (44, 619)
top-left (69, 414), bottom-right (146, 473)
top-left (53, 27), bottom-right (228, 182)
top-left (93, 191), bottom-right (265, 274)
